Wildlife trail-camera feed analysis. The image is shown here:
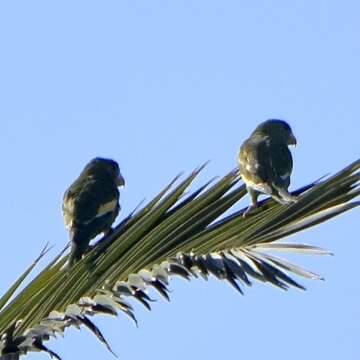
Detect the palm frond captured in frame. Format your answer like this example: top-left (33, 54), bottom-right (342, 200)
top-left (0, 159), bottom-right (359, 359)
top-left (0, 243), bottom-right (51, 312)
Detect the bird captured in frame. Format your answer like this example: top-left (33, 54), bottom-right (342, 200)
top-left (238, 119), bottom-right (298, 217)
top-left (62, 157), bottom-right (125, 268)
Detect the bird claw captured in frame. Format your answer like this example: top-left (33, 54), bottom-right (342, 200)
top-left (103, 227), bottom-right (114, 237)
top-left (242, 204), bottom-right (258, 218)
top-left (274, 188), bottom-right (299, 204)
top-left (283, 194), bottom-right (299, 203)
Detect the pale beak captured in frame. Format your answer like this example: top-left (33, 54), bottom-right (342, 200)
top-left (288, 133), bottom-right (297, 147)
top-left (116, 174), bottom-right (125, 187)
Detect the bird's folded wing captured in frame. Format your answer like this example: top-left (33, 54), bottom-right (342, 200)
top-left (63, 179), bottom-right (119, 229)
top-left (267, 143), bottom-right (293, 186)
top-left (239, 136), bottom-right (273, 186)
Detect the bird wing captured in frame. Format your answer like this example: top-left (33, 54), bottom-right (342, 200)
top-left (239, 135), bottom-right (293, 189)
top-left (62, 177), bottom-right (119, 230)
top-left (267, 142), bottom-right (293, 188)
top-left (238, 135), bottom-right (274, 188)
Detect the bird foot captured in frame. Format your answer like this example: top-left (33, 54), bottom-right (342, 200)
top-left (103, 227), bottom-right (114, 237)
top-left (273, 189), bottom-right (299, 205)
top-left (283, 194), bottom-right (299, 204)
top-left (242, 204), bottom-right (258, 218)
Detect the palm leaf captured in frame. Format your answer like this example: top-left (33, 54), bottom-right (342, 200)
top-left (0, 159), bottom-right (359, 359)
top-left (0, 243), bottom-right (51, 312)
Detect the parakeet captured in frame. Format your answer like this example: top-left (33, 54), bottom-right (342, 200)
top-left (62, 157), bottom-right (125, 267)
top-left (238, 119), bottom-right (298, 217)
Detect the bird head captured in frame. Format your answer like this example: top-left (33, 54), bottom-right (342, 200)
top-left (253, 119), bottom-right (297, 146)
top-left (83, 157), bottom-right (125, 187)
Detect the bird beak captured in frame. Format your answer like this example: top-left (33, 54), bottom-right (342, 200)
top-left (116, 174), bottom-right (125, 187)
top-left (288, 133), bottom-right (297, 147)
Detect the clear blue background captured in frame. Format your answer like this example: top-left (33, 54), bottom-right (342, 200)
top-left (0, 1), bottom-right (359, 359)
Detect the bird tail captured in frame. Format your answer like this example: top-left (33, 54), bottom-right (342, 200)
top-left (67, 232), bottom-right (89, 269)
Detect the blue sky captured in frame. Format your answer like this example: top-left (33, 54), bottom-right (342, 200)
top-left (0, 1), bottom-right (359, 359)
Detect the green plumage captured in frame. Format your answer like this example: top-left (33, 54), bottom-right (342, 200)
top-left (62, 157), bottom-right (125, 267)
top-left (238, 119), bottom-right (298, 216)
